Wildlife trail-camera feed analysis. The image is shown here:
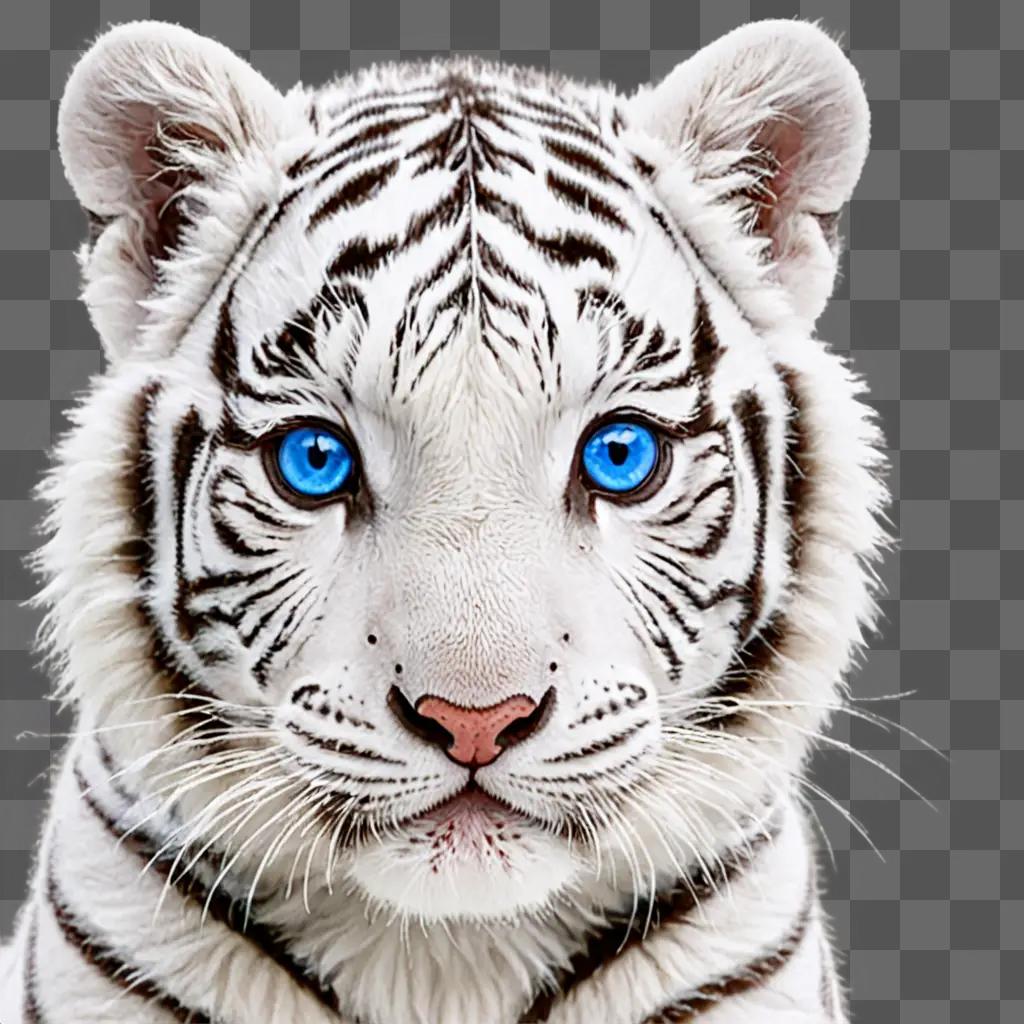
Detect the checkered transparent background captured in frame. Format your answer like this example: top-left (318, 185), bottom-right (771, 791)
top-left (1, 1), bottom-right (1021, 1020)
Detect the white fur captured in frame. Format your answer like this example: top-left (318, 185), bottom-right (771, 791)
top-left (629, 19), bottom-right (870, 326)
top-left (1, 18), bottom-right (884, 1024)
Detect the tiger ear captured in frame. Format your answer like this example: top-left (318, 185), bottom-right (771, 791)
top-left (58, 21), bottom-right (287, 359)
top-left (628, 20), bottom-right (869, 324)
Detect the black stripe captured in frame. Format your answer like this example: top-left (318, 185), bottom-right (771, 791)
top-left (239, 567), bottom-right (303, 610)
top-left (642, 889), bottom-right (812, 1022)
top-left (698, 370), bottom-right (813, 724)
top-left (255, 287), bottom-right (332, 379)
top-left (307, 158), bottom-right (400, 230)
top-left (519, 823), bottom-right (779, 1022)
top-left (682, 391), bottom-right (775, 724)
top-left (240, 188), bottom-right (308, 269)
top-left (610, 569), bottom-right (684, 683)
top-left (588, 314), bottom-right (648, 397)
top-left (171, 409), bottom-right (207, 642)
top-left (238, 572), bottom-right (305, 648)
top-left (123, 381), bottom-right (162, 583)
top-left (329, 95), bottom-right (437, 134)
top-left (169, 198), bottom-right (272, 353)
top-left (636, 576), bottom-right (700, 644)
top-left (638, 551), bottom-right (743, 614)
top-left (543, 136), bottom-right (629, 190)
top-left (474, 127), bottom-right (536, 176)
top-left (297, 114), bottom-right (423, 176)
top-left (74, 759), bottom-right (218, 904)
top-left (186, 562), bottom-right (280, 598)
top-left (413, 270), bottom-right (471, 352)
top-left (576, 284), bottom-right (628, 322)
top-left (477, 183), bottom-right (617, 272)
top-left (779, 366), bottom-right (813, 574)
top-left (593, 291), bottom-right (722, 438)
top-left (634, 292), bottom-right (722, 422)
top-left (632, 154), bottom-right (656, 179)
top-left (210, 288), bottom-right (240, 391)
top-left (653, 476), bottom-right (734, 537)
top-left (513, 91), bottom-right (601, 132)
top-left (541, 720), bottom-right (649, 763)
top-left (408, 119), bottom-right (464, 176)
top-left (210, 502), bottom-right (276, 558)
top-left (217, 468), bottom-right (295, 518)
top-left (479, 276), bottom-right (530, 329)
top-left (74, 759), bottom-right (341, 1013)
top-left (479, 236), bottom-right (540, 293)
top-left (403, 177), bottom-right (469, 245)
top-left (621, 318), bottom-right (657, 362)
top-left (251, 586), bottom-right (317, 687)
top-left (212, 492), bottom-right (297, 534)
top-left (402, 224), bottom-right (471, 312)
top-left (546, 169), bottom-right (629, 231)
top-left (390, 226), bottom-right (471, 393)
top-left (733, 391), bottom-right (771, 640)
top-left (184, 564), bottom-right (305, 647)
top-left (285, 722), bottom-right (405, 765)
top-left (126, 384), bottom-right (218, 715)
top-left (407, 314), bottom-right (463, 394)
top-left (23, 909), bottom-right (44, 1023)
top-left (496, 97), bottom-right (611, 152)
top-left (328, 235), bottom-right (398, 279)
top-left (46, 863), bottom-right (210, 1023)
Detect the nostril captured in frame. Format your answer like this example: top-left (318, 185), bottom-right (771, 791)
top-left (387, 685), bottom-right (454, 750)
top-left (494, 686), bottom-right (556, 752)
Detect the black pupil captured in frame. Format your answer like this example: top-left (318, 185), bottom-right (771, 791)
top-left (608, 441), bottom-right (630, 466)
top-left (307, 437), bottom-right (329, 470)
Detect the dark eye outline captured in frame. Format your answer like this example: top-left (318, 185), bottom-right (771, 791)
top-left (571, 409), bottom-right (672, 507)
top-left (261, 418), bottom-right (362, 510)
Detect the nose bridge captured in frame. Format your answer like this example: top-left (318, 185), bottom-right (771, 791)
top-left (394, 509), bottom-right (550, 706)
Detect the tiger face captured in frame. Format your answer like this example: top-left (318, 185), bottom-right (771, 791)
top-left (46, 20), bottom-right (885, 924)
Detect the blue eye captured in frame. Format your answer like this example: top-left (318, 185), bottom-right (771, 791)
top-left (275, 426), bottom-right (354, 499)
top-left (581, 421), bottom-right (659, 494)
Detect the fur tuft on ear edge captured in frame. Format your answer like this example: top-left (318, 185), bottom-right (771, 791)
top-left (57, 21), bottom-right (288, 358)
top-left (58, 21), bottom-right (284, 219)
top-left (629, 19), bottom-right (870, 325)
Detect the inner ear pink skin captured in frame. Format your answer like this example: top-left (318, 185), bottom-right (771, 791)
top-left (123, 103), bottom-right (226, 262)
top-left (753, 118), bottom-right (804, 248)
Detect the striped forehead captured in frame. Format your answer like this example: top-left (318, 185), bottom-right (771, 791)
top-left (224, 65), bottom-right (706, 417)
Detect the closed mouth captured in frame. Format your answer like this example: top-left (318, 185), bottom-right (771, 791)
top-left (399, 778), bottom-right (534, 828)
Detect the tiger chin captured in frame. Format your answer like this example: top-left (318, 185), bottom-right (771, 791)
top-left (0, 16), bottom-right (886, 1024)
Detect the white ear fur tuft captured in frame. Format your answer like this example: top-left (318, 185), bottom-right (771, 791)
top-left (58, 21), bottom-right (288, 358)
top-left (629, 19), bottom-right (870, 324)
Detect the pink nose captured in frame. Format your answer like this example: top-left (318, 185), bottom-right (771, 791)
top-left (415, 694), bottom-right (540, 767)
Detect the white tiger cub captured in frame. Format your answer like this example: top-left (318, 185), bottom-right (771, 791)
top-left (0, 17), bottom-right (885, 1024)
